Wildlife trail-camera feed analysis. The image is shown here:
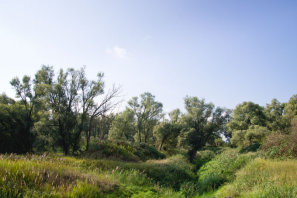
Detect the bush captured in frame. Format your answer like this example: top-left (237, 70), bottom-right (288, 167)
top-left (86, 141), bottom-right (166, 162)
top-left (262, 131), bottom-right (297, 159)
top-left (133, 143), bottom-right (166, 161)
top-left (193, 150), bottom-right (216, 170)
top-left (240, 143), bottom-right (261, 153)
top-left (86, 141), bottom-right (140, 161)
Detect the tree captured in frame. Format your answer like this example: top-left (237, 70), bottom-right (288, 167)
top-left (10, 75), bottom-right (39, 152)
top-left (127, 92), bottom-right (163, 144)
top-left (265, 99), bottom-right (286, 131)
top-left (227, 101), bottom-right (267, 132)
top-left (231, 125), bottom-right (270, 147)
top-left (0, 95), bottom-right (25, 153)
top-left (83, 86), bottom-right (120, 151)
top-left (34, 65), bottom-right (120, 154)
top-left (284, 94), bottom-right (297, 131)
top-left (35, 67), bottom-right (80, 155)
top-left (75, 68), bottom-right (120, 151)
top-left (179, 97), bottom-right (229, 162)
top-left (108, 109), bottom-right (135, 142)
top-left (153, 109), bottom-right (182, 151)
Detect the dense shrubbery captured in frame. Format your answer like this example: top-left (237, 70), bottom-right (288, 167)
top-left (193, 150), bottom-right (216, 171)
top-left (85, 141), bottom-right (140, 161)
top-left (85, 141), bottom-right (165, 162)
top-left (261, 132), bottom-right (297, 159)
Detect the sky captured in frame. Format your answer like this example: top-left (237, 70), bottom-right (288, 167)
top-left (0, 0), bottom-right (296, 113)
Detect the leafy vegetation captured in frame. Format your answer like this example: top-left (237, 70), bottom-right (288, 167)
top-left (1, 66), bottom-right (297, 197)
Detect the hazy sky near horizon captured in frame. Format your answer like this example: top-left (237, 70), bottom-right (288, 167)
top-left (0, 0), bottom-right (296, 113)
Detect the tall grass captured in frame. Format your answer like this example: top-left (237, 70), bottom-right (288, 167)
top-left (0, 154), bottom-right (117, 197)
top-left (0, 153), bottom-right (196, 197)
top-left (216, 158), bottom-right (297, 198)
top-left (197, 149), bottom-right (256, 193)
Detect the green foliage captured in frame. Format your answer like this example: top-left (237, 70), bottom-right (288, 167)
top-left (108, 109), bottom-right (135, 142)
top-left (216, 158), bottom-right (297, 198)
top-left (193, 150), bottom-right (216, 171)
top-left (265, 98), bottom-right (287, 131)
top-left (197, 149), bottom-right (256, 192)
top-left (179, 96), bottom-right (230, 162)
top-left (86, 141), bottom-right (140, 161)
top-left (239, 143), bottom-right (261, 153)
top-left (231, 125), bottom-right (270, 147)
top-left (180, 182), bottom-right (198, 197)
top-left (227, 101), bottom-right (267, 131)
top-left (284, 94), bottom-right (297, 121)
top-left (86, 141), bottom-right (165, 162)
top-left (153, 121), bottom-right (181, 152)
top-left (134, 143), bottom-right (166, 161)
top-left (0, 101), bottom-right (34, 153)
top-left (261, 131), bottom-right (297, 159)
top-left (127, 92), bottom-right (163, 144)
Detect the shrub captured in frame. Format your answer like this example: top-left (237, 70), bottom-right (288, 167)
top-left (240, 142), bottom-right (261, 153)
top-left (132, 143), bottom-right (166, 161)
top-left (193, 150), bottom-right (216, 170)
top-left (86, 141), bottom-right (165, 162)
top-left (85, 141), bottom-right (140, 161)
top-left (262, 131), bottom-right (297, 159)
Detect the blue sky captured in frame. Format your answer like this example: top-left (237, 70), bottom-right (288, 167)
top-left (0, 0), bottom-right (296, 113)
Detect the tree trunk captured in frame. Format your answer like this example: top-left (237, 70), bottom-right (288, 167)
top-left (86, 129), bottom-right (91, 151)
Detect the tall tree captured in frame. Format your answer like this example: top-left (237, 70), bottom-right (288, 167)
top-left (35, 66), bottom-right (80, 155)
top-left (10, 75), bottom-right (38, 152)
top-left (179, 97), bottom-right (229, 162)
top-left (34, 66), bottom-right (120, 153)
top-left (128, 92), bottom-right (163, 143)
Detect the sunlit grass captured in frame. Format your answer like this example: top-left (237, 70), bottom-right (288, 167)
top-left (216, 158), bottom-right (297, 198)
top-left (0, 153), bottom-right (195, 197)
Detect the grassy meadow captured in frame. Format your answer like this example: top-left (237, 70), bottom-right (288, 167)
top-left (1, 143), bottom-right (297, 198)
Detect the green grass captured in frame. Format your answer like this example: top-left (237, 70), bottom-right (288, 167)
top-left (2, 146), bottom-right (297, 197)
top-left (216, 158), bottom-right (297, 198)
top-left (0, 153), bottom-right (195, 197)
top-left (197, 148), bottom-right (256, 193)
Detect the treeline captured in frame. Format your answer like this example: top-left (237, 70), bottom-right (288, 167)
top-left (0, 66), bottom-right (296, 160)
